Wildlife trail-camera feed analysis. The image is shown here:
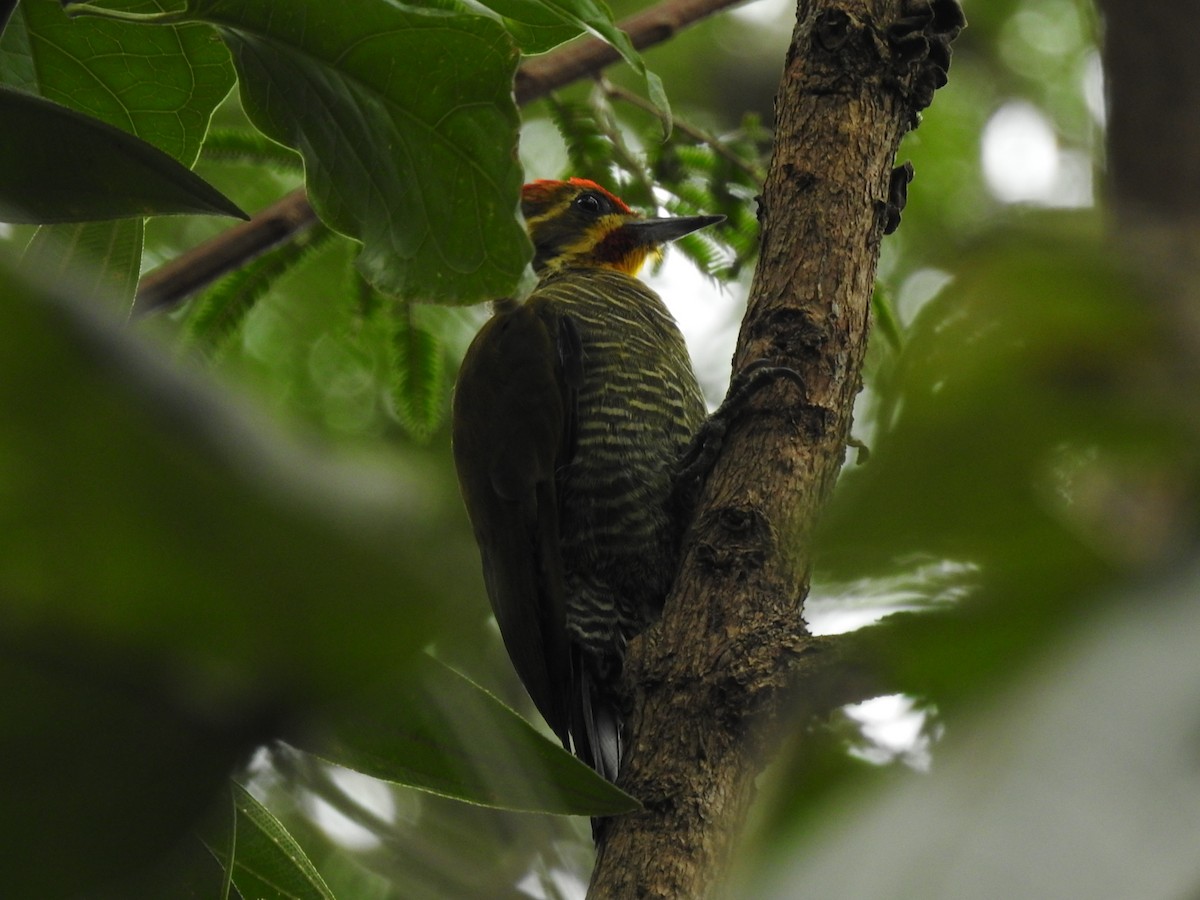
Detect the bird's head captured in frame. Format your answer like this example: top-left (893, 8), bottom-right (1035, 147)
top-left (521, 178), bottom-right (723, 277)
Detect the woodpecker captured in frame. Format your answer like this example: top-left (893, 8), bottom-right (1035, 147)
top-left (452, 178), bottom-right (722, 782)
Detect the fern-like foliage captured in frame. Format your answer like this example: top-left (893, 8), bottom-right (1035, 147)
top-left (200, 128), bottom-right (304, 173)
top-left (544, 97), bottom-right (616, 187)
top-left (542, 90), bottom-right (772, 281)
top-left (374, 289), bottom-right (448, 441)
top-left (182, 223), bottom-right (335, 359)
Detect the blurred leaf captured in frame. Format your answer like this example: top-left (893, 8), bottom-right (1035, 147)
top-left (0, 247), bottom-right (484, 891)
top-left (79, 835), bottom-right (241, 900)
top-left (300, 654), bottom-right (640, 816)
top-left (819, 223), bottom-right (1189, 584)
top-left (747, 222), bottom-right (1200, 864)
top-left (0, 86), bottom-right (245, 223)
top-left (22, 219), bottom-right (144, 314)
top-left (0, 248), bottom-right (482, 700)
top-left (869, 283), bottom-right (903, 354)
top-left (0, 0), bottom-right (235, 166)
top-left (204, 783), bottom-right (336, 900)
top-left (544, 95), bottom-right (616, 184)
top-left (182, 0), bottom-right (529, 302)
top-left (751, 566), bottom-right (1200, 899)
top-left (0, 638), bottom-right (275, 898)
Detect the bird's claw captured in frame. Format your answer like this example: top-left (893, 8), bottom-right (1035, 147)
top-left (672, 361), bottom-right (805, 518)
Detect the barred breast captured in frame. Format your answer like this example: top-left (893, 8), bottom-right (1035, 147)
top-left (529, 267), bottom-right (705, 658)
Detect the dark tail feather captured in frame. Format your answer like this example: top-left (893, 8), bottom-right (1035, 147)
top-left (570, 648), bottom-right (622, 840)
top-left (578, 664), bottom-right (621, 782)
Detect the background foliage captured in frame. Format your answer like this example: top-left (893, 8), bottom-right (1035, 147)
top-left (2, 0), bottom-right (1197, 897)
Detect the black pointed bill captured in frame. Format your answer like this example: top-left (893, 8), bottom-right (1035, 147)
top-left (620, 213), bottom-right (725, 245)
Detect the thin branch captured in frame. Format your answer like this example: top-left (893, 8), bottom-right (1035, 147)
top-left (134, 191), bottom-right (316, 315)
top-left (134, 0), bottom-right (746, 316)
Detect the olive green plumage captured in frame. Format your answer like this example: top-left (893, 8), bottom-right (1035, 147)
top-left (452, 179), bottom-right (720, 780)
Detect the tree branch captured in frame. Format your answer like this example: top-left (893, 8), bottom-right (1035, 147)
top-left (133, 0), bottom-right (745, 316)
top-left (587, 0), bottom-right (961, 894)
top-left (133, 190), bottom-right (317, 314)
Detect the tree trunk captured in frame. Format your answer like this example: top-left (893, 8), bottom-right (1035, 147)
top-left (587, 0), bottom-right (958, 895)
top-left (1098, 0), bottom-right (1200, 377)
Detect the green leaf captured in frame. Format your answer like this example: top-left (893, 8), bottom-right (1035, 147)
top-left (818, 226), bottom-right (1186, 586)
top-left (22, 219), bottom-right (145, 315)
top-left (870, 283), bottom-right (903, 353)
top-left (475, 0), bottom-right (584, 54)
top-left (753, 572), bottom-right (1200, 899)
top-left (0, 243), bottom-right (487, 892)
top-left (483, 0), bottom-right (671, 133)
top-left (0, 243), bottom-right (487, 724)
top-left (205, 783), bottom-right (336, 900)
top-left (0, 86), bottom-right (246, 222)
top-left (0, 0), bottom-right (235, 299)
top-left (300, 654), bottom-right (640, 816)
top-left (1, 0), bottom-right (235, 167)
top-left (545, 95), bottom-right (616, 183)
top-left (0, 642), bottom-right (270, 897)
top-left (184, 0), bottom-right (529, 302)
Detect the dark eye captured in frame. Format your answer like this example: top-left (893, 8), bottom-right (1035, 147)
top-left (574, 192), bottom-right (603, 214)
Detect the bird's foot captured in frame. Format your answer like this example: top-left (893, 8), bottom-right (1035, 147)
top-left (672, 361), bottom-right (806, 518)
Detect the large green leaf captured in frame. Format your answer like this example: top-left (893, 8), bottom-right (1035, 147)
top-left (204, 783), bottom-right (337, 900)
top-left (751, 569), bottom-right (1200, 899)
top-left (0, 86), bottom-right (245, 223)
top-left (21, 219), bottom-right (145, 314)
top-left (182, 0), bottom-right (529, 302)
top-left (0, 248), bottom-right (482, 704)
top-left (2, 0), bottom-right (234, 166)
top-left (300, 654), bottom-right (640, 816)
top-left (0, 248), bottom-right (483, 892)
top-left (0, 0), bottom-right (236, 299)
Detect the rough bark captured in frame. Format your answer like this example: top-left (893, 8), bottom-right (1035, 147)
top-left (588, 1), bottom-right (957, 895)
top-left (1100, 0), bottom-right (1200, 225)
top-left (1098, 0), bottom-right (1200, 380)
